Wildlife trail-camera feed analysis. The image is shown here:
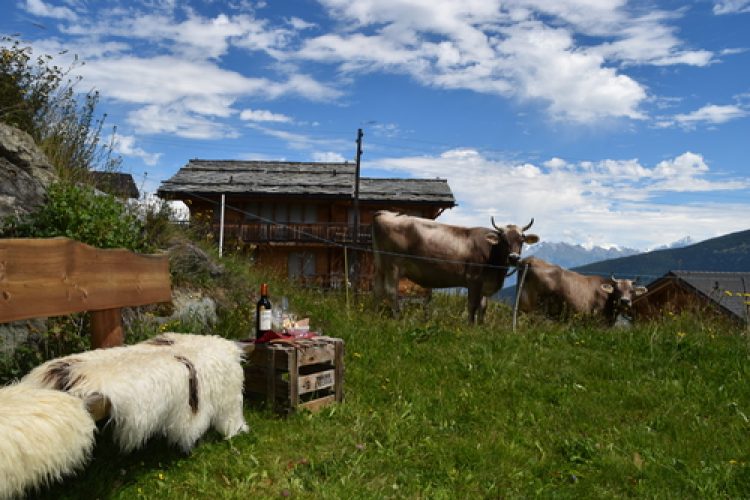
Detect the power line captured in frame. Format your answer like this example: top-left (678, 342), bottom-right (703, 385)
top-left (171, 188), bottom-right (668, 281)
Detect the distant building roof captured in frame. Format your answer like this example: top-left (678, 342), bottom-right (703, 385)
top-left (637, 270), bottom-right (750, 324)
top-left (91, 172), bottom-right (139, 199)
top-left (157, 160), bottom-right (456, 207)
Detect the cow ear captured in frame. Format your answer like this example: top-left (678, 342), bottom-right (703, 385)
top-left (485, 232), bottom-right (500, 245)
top-left (600, 283), bottom-right (614, 294)
top-left (635, 286), bottom-right (647, 296)
top-left (524, 234), bottom-right (539, 244)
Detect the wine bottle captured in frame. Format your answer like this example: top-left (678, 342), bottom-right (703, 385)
top-left (256, 283), bottom-right (272, 339)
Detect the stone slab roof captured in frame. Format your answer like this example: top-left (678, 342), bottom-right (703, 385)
top-left (157, 160), bottom-right (455, 206)
top-left (91, 172), bottom-right (140, 199)
top-left (642, 270), bottom-right (750, 323)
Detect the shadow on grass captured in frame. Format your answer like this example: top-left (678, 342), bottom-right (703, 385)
top-left (30, 421), bottom-right (210, 500)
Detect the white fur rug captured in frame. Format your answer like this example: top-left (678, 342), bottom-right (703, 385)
top-left (0, 383), bottom-right (96, 499)
top-left (21, 333), bottom-right (248, 453)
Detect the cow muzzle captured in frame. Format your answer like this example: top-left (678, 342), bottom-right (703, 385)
top-left (507, 252), bottom-right (521, 266)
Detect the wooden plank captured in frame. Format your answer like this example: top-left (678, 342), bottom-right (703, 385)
top-left (247, 341), bottom-right (335, 367)
top-left (0, 238), bottom-right (171, 323)
top-left (288, 344), bottom-right (299, 408)
top-left (243, 367), bottom-right (289, 395)
top-left (265, 347), bottom-right (276, 408)
top-left (298, 369), bottom-right (335, 395)
top-left (298, 394), bottom-right (336, 413)
top-left (297, 342), bottom-right (335, 367)
top-left (334, 338), bottom-right (345, 403)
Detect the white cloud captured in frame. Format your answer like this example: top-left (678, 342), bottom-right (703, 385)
top-left (312, 151), bottom-right (347, 162)
top-left (713, 0), bottom-right (750, 14)
top-left (582, 10), bottom-right (714, 67)
top-left (25, 1), bottom-right (718, 127)
top-left (109, 134), bottom-right (162, 166)
top-left (65, 54), bottom-right (339, 138)
top-left (292, 0), bottom-right (713, 123)
top-left (655, 103), bottom-right (748, 129)
top-left (370, 148), bottom-right (750, 249)
top-left (673, 104), bottom-right (747, 128)
top-left (64, 12), bottom-right (288, 59)
top-left (240, 108), bottom-right (292, 123)
top-left (127, 103), bottom-right (238, 140)
top-left (247, 124), bottom-right (351, 152)
top-left (23, 0), bottom-right (77, 20)
top-left (497, 22), bottom-right (647, 122)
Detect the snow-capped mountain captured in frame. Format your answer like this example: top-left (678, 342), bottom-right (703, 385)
top-left (523, 241), bottom-right (641, 269)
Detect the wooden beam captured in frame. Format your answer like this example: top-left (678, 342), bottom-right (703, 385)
top-left (90, 308), bottom-right (124, 348)
top-left (0, 238), bottom-right (171, 324)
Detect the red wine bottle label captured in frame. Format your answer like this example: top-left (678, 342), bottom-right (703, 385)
top-left (259, 308), bottom-right (272, 331)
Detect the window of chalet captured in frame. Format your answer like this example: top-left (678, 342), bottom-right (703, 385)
top-left (288, 251), bottom-right (316, 280)
top-left (243, 203), bottom-right (318, 223)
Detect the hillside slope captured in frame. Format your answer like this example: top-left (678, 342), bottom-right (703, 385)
top-left (574, 228), bottom-right (750, 282)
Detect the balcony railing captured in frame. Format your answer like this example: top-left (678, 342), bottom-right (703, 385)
top-left (219, 222), bottom-right (372, 245)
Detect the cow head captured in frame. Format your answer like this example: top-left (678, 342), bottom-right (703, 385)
top-left (489, 217), bottom-right (540, 267)
top-left (600, 276), bottom-right (647, 311)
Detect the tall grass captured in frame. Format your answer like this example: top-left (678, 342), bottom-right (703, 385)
top-left (1, 36), bottom-right (121, 180)
top-left (32, 261), bottom-right (750, 499)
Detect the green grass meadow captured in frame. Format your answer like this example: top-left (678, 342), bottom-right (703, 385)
top-left (33, 290), bottom-right (750, 499)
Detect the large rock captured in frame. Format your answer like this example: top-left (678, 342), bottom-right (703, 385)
top-left (0, 123), bottom-right (57, 220)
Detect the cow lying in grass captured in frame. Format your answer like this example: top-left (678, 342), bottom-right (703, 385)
top-left (0, 383), bottom-right (96, 499)
top-left (518, 257), bottom-right (647, 324)
top-left (21, 332), bottom-right (248, 453)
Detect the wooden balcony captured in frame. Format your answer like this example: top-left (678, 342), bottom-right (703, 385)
top-left (220, 222), bottom-right (372, 245)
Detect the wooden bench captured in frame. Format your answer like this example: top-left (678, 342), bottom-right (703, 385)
top-left (0, 238), bottom-right (171, 348)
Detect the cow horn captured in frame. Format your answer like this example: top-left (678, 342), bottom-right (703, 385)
top-left (522, 218), bottom-right (534, 232)
top-left (610, 273), bottom-right (616, 282)
top-left (490, 216), bottom-right (503, 232)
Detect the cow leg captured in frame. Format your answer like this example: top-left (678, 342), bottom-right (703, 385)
top-left (384, 263), bottom-right (401, 318)
top-left (476, 295), bottom-right (489, 325)
top-left (373, 265), bottom-right (386, 305)
top-left (467, 285), bottom-right (482, 324)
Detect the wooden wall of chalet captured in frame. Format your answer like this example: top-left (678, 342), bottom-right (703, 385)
top-left (182, 195), bottom-right (441, 289)
top-left (633, 281), bottom-right (732, 323)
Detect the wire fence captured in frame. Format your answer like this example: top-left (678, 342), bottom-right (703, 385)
top-left (177, 189), bottom-right (669, 281)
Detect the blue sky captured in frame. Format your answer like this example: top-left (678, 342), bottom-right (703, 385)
top-left (2, 0), bottom-right (749, 250)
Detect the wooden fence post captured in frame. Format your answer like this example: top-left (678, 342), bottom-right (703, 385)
top-left (90, 308), bottom-right (124, 348)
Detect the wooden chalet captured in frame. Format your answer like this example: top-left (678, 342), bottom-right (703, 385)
top-left (91, 172), bottom-right (140, 199)
top-left (157, 160), bottom-right (456, 288)
top-left (633, 270), bottom-right (750, 326)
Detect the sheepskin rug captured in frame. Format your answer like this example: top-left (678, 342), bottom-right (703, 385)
top-left (21, 333), bottom-right (248, 453)
top-left (0, 383), bottom-right (96, 499)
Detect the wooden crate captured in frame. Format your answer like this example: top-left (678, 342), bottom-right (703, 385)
top-left (243, 336), bottom-right (344, 415)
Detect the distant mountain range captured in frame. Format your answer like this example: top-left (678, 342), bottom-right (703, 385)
top-left (499, 229), bottom-right (750, 302)
top-left (524, 241), bottom-right (641, 269)
top-left (649, 236), bottom-right (696, 251)
top-left (574, 228), bottom-right (750, 283)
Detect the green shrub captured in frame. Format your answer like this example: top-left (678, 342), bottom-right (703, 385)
top-left (1, 181), bottom-right (149, 251)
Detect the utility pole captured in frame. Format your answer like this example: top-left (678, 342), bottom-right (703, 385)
top-left (349, 128), bottom-right (364, 293)
top-left (353, 128), bottom-right (363, 243)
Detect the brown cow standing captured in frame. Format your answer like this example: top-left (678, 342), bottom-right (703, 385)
top-left (517, 256), bottom-right (647, 324)
top-left (372, 210), bottom-right (539, 324)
